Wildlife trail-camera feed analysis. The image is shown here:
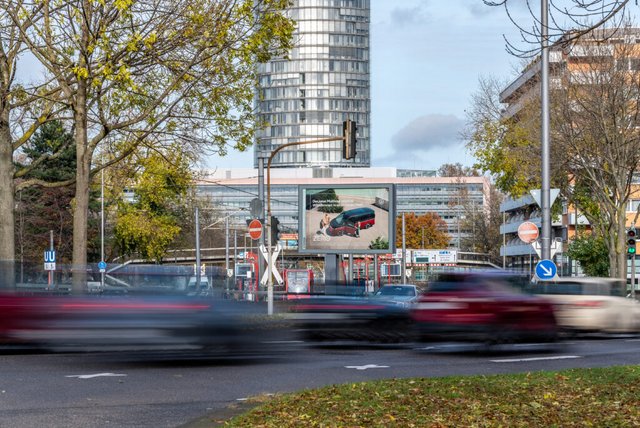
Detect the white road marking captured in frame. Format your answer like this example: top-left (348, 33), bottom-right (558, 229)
top-left (491, 355), bottom-right (581, 363)
top-left (345, 364), bottom-right (390, 370)
top-left (66, 373), bottom-right (128, 379)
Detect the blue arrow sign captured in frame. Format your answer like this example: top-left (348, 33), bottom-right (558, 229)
top-left (535, 259), bottom-right (557, 280)
top-left (98, 261), bottom-right (107, 270)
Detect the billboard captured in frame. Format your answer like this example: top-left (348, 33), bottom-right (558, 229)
top-left (298, 184), bottom-right (395, 254)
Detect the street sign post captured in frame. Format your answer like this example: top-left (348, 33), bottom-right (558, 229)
top-left (248, 219), bottom-right (263, 240)
top-left (535, 259), bottom-right (557, 281)
top-left (517, 221), bottom-right (539, 244)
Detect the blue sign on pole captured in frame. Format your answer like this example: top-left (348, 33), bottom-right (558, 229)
top-left (98, 261), bottom-right (107, 271)
top-left (535, 259), bottom-right (557, 280)
top-left (44, 250), bottom-right (56, 263)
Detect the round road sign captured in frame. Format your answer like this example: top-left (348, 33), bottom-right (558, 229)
top-left (248, 219), bottom-right (263, 240)
top-left (517, 221), bottom-right (539, 243)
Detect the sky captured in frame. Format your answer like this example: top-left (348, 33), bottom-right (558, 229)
top-left (206, 0), bottom-right (534, 172)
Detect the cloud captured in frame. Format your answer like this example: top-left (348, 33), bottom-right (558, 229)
top-left (391, 114), bottom-right (464, 152)
top-left (372, 114), bottom-right (469, 170)
top-left (466, 3), bottom-right (496, 17)
top-left (389, 3), bottom-right (431, 26)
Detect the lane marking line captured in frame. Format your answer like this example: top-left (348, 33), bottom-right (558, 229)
top-left (491, 355), bottom-right (581, 363)
top-left (66, 373), bottom-right (128, 379)
top-left (345, 364), bottom-right (390, 370)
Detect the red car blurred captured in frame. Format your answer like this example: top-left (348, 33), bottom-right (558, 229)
top-left (411, 272), bottom-right (558, 344)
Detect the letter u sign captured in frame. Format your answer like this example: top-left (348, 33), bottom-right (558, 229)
top-left (44, 251), bottom-right (56, 263)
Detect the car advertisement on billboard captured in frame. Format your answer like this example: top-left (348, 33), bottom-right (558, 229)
top-left (298, 184), bottom-right (395, 254)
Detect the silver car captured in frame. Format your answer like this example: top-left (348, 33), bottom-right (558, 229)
top-left (372, 284), bottom-right (421, 307)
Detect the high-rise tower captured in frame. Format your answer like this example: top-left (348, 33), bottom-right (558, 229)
top-left (255, 0), bottom-right (370, 168)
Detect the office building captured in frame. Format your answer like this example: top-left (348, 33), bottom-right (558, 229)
top-left (254, 0), bottom-right (370, 168)
top-left (197, 167), bottom-right (488, 249)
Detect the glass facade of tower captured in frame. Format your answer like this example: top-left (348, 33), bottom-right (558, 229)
top-left (254, 0), bottom-right (370, 168)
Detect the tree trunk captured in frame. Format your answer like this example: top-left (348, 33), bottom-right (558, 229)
top-left (71, 83), bottom-right (89, 294)
top-left (0, 107), bottom-right (15, 290)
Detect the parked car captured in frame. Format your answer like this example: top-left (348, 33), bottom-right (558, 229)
top-left (526, 277), bottom-right (640, 334)
top-left (411, 271), bottom-right (558, 344)
top-left (371, 284), bottom-right (421, 307)
top-left (326, 207), bottom-right (375, 237)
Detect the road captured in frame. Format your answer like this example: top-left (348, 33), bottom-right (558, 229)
top-left (1, 337), bottom-right (640, 427)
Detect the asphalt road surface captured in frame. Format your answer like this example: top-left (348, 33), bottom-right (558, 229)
top-left (1, 336), bottom-right (640, 427)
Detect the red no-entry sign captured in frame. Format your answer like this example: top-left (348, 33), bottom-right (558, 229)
top-left (248, 219), bottom-right (263, 240)
top-left (517, 221), bottom-right (539, 243)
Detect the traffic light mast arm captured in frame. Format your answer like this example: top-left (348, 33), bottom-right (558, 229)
top-left (266, 136), bottom-right (344, 219)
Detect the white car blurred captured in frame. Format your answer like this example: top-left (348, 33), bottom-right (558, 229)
top-left (529, 277), bottom-right (640, 334)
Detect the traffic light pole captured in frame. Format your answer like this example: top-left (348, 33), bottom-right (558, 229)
top-left (628, 228), bottom-right (637, 299)
top-left (265, 136), bottom-right (346, 315)
top-left (632, 255), bottom-right (636, 300)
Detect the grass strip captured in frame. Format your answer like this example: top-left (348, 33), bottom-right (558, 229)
top-left (222, 365), bottom-right (640, 427)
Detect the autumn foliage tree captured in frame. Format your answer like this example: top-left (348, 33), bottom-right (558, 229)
top-left (395, 213), bottom-right (450, 249)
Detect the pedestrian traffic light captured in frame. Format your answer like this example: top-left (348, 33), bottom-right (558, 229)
top-left (627, 228), bottom-right (637, 255)
top-left (270, 216), bottom-right (280, 246)
top-left (342, 119), bottom-right (357, 160)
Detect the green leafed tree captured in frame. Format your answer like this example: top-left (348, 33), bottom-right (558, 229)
top-left (15, 121), bottom-right (77, 272)
top-left (567, 234), bottom-right (610, 277)
top-left (113, 147), bottom-right (193, 262)
top-left (2, 0), bottom-right (294, 292)
top-left (368, 236), bottom-right (389, 250)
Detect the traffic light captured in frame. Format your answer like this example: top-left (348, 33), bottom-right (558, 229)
top-left (270, 216), bottom-right (280, 246)
top-left (628, 228), bottom-right (637, 255)
top-left (342, 119), bottom-right (357, 160)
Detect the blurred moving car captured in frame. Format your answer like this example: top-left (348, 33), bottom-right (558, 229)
top-left (0, 292), bottom-right (289, 357)
top-left (372, 284), bottom-right (420, 307)
top-left (288, 293), bottom-right (414, 343)
top-left (411, 272), bottom-right (558, 344)
top-left (186, 276), bottom-right (213, 297)
top-left (526, 277), bottom-right (640, 334)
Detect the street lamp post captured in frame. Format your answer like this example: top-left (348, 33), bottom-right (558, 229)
top-left (540, 0), bottom-right (551, 260)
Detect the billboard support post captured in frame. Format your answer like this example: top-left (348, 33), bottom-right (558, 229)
top-left (401, 212), bottom-right (406, 282)
top-left (324, 254), bottom-right (339, 285)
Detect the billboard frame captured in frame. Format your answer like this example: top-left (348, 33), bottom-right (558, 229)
top-left (297, 183), bottom-right (396, 255)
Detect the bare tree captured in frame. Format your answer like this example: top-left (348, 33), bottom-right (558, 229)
top-left (460, 184), bottom-right (504, 260)
top-left (0, 2), bottom-right (67, 288)
top-left (437, 163), bottom-right (481, 177)
top-left (483, 0), bottom-right (636, 57)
